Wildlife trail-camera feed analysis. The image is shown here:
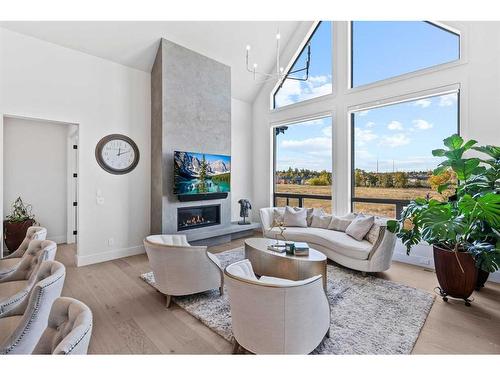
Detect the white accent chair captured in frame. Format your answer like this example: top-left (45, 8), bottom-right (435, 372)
top-left (0, 261), bottom-right (66, 354)
top-left (0, 240), bottom-right (57, 317)
top-left (225, 259), bottom-right (330, 354)
top-left (33, 297), bottom-right (93, 354)
top-left (143, 234), bottom-right (223, 308)
top-left (0, 226), bottom-right (47, 280)
top-left (260, 207), bottom-right (396, 273)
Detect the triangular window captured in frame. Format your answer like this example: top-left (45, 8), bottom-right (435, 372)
top-left (273, 21), bottom-right (333, 109)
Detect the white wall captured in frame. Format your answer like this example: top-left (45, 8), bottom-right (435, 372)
top-left (231, 98), bottom-right (253, 222)
top-left (251, 21), bottom-right (500, 282)
top-left (3, 117), bottom-right (73, 244)
top-left (0, 27), bottom-right (151, 266)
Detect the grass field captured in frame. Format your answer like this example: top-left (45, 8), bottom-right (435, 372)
top-left (275, 184), bottom-right (440, 218)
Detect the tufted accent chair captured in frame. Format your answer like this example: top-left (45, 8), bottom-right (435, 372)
top-left (144, 234), bottom-right (223, 308)
top-left (33, 297), bottom-right (92, 354)
top-left (225, 259), bottom-right (330, 354)
top-left (1, 227), bottom-right (47, 280)
top-left (0, 240), bottom-right (57, 318)
top-left (0, 261), bottom-right (66, 354)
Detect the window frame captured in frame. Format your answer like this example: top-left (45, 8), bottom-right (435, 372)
top-left (272, 114), bottom-right (334, 211)
top-left (348, 21), bottom-right (462, 90)
top-left (348, 87), bottom-right (461, 218)
top-left (271, 21), bottom-right (333, 110)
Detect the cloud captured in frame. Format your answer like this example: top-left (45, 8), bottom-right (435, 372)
top-left (412, 98), bottom-right (432, 108)
top-left (322, 126), bottom-right (332, 137)
top-left (274, 75), bottom-right (332, 107)
top-left (387, 121), bottom-right (404, 131)
top-left (438, 93), bottom-right (457, 107)
top-left (365, 121), bottom-right (375, 128)
top-left (357, 110), bottom-right (370, 117)
top-left (412, 119), bottom-right (433, 130)
top-left (379, 133), bottom-right (411, 148)
top-left (281, 137), bottom-right (331, 152)
top-left (355, 127), bottom-right (378, 146)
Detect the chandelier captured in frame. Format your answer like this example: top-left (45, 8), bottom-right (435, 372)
top-left (246, 30), bottom-right (311, 86)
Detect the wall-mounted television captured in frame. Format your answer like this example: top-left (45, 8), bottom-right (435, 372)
top-left (174, 151), bottom-right (231, 199)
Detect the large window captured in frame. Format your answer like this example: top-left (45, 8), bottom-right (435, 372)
top-left (274, 117), bottom-right (332, 212)
top-left (352, 92), bottom-right (459, 218)
top-left (273, 22), bottom-right (333, 109)
top-left (351, 21), bottom-right (460, 87)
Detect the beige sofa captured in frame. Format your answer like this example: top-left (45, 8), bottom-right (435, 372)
top-left (260, 207), bottom-right (396, 273)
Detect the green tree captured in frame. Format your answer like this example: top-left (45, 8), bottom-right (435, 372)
top-left (394, 172), bottom-right (408, 188)
top-left (199, 154), bottom-right (207, 181)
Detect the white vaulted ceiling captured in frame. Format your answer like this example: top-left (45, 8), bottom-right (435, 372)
top-left (0, 21), bottom-right (312, 102)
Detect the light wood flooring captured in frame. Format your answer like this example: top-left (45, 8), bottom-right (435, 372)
top-left (55, 234), bottom-right (500, 354)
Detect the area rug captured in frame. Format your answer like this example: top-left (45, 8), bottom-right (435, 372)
top-left (140, 247), bottom-right (434, 354)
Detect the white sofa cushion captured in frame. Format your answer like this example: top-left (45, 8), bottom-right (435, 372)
top-left (259, 275), bottom-right (296, 285)
top-left (267, 227), bottom-right (372, 260)
top-left (328, 213), bottom-right (357, 231)
top-left (364, 217), bottom-right (388, 244)
top-left (346, 214), bottom-right (375, 241)
top-left (310, 213), bottom-right (332, 229)
top-left (283, 206), bottom-right (308, 227)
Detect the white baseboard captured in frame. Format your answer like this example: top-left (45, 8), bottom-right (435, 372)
top-left (75, 245), bottom-right (145, 267)
top-left (392, 249), bottom-right (500, 284)
top-left (47, 235), bottom-right (67, 244)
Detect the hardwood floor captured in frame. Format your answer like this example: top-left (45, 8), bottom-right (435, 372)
top-left (55, 235), bottom-right (500, 354)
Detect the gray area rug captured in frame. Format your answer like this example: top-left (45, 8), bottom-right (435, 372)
top-left (140, 247), bottom-right (434, 354)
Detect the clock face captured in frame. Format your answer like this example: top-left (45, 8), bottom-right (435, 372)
top-left (96, 134), bottom-right (139, 174)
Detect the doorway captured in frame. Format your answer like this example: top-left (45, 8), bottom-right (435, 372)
top-left (1, 115), bottom-right (79, 258)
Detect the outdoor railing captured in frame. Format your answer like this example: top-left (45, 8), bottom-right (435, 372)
top-left (273, 192), bottom-right (410, 219)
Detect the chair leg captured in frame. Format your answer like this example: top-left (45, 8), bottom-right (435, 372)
top-left (232, 339), bottom-right (240, 354)
top-left (219, 286), bottom-right (224, 296)
top-left (165, 294), bottom-right (172, 308)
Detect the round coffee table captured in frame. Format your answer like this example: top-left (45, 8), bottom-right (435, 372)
top-left (244, 238), bottom-right (327, 291)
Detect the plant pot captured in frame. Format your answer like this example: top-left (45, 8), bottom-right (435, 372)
top-left (3, 219), bottom-right (35, 253)
top-left (476, 269), bottom-right (490, 291)
top-left (433, 245), bottom-right (478, 306)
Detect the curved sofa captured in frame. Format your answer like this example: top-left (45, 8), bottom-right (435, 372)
top-left (260, 207), bottom-right (396, 273)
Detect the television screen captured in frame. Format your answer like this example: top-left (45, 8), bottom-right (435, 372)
top-left (174, 151), bottom-right (231, 195)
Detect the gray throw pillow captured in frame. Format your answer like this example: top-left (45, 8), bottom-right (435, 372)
top-left (328, 213), bottom-right (357, 232)
top-left (283, 206), bottom-right (308, 227)
top-left (273, 207), bottom-right (285, 224)
top-left (345, 214), bottom-right (375, 241)
top-left (311, 213), bottom-right (332, 229)
top-left (364, 217), bottom-right (388, 244)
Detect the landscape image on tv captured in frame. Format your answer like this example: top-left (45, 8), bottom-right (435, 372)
top-left (174, 151), bottom-right (231, 195)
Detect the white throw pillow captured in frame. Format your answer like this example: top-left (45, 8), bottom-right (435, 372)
top-left (273, 207), bottom-right (286, 224)
top-left (364, 217), bottom-right (388, 244)
top-left (328, 213), bottom-right (357, 232)
top-left (283, 206), bottom-right (308, 227)
top-left (310, 213), bottom-right (332, 229)
top-left (345, 214), bottom-right (375, 241)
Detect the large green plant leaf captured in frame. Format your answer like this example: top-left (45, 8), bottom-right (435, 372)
top-left (451, 158), bottom-right (480, 181)
top-left (443, 134), bottom-right (463, 150)
top-left (418, 204), bottom-right (465, 243)
top-left (468, 242), bottom-right (500, 273)
top-left (472, 145), bottom-right (500, 159)
top-left (459, 193), bottom-right (500, 228)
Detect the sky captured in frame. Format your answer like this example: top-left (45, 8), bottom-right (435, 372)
top-left (275, 21), bottom-right (459, 173)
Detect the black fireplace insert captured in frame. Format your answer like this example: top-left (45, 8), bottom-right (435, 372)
top-left (177, 204), bottom-right (221, 231)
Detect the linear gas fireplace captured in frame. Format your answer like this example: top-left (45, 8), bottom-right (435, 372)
top-left (177, 204), bottom-right (221, 231)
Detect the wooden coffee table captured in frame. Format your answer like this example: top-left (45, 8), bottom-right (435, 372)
top-left (244, 238), bottom-right (327, 291)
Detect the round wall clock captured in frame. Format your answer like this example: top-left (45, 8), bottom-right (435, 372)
top-left (95, 134), bottom-right (140, 175)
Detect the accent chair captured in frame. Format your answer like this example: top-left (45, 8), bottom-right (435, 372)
top-left (143, 234), bottom-right (223, 308)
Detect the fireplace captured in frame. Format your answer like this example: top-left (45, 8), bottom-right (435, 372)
top-left (177, 204), bottom-right (221, 231)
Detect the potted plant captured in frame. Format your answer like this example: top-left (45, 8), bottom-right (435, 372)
top-left (3, 197), bottom-right (37, 253)
top-left (387, 135), bottom-right (500, 306)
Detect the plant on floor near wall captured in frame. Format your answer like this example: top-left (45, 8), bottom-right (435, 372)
top-left (387, 134), bottom-right (500, 305)
top-left (3, 197), bottom-right (37, 252)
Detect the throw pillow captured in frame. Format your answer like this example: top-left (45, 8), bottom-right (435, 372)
top-left (345, 214), bottom-right (375, 241)
top-left (310, 213), bottom-right (332, 229)
top-left (273, 207), bottom-right (286, 224)
top-left (364, 217), bottom-right (388, 244)
top-left (283, 206), bottom-right (308, 227)
top-left (328, 213), bottom-right (357, 232)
